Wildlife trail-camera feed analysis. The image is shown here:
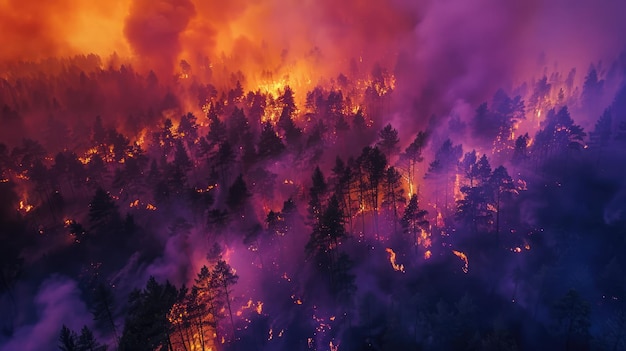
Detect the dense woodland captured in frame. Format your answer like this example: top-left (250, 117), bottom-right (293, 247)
top-left (1, 53), bottom-right (626, 351)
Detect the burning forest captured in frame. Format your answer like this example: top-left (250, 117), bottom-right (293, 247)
top-left (2, 0), bottom-right (626, 350)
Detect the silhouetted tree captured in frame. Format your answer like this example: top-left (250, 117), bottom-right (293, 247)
top-left (400, 131), bottom-right (427, 198)
top-left (401, 194), bottom-right (429, 249)
top-left (211, 259), bottom-right (239, 340)
top-left (425, 139), bottom-right (463, 211)
top-left (552, 289), bottom-right (591, 351)
top-left (382, 166), bottom-right (405, 233)
top-left (308, 166), bottom-right (327, 225)
top-left (377, 123), bottom-right (400, 159)
top-left (226, 174), bottom-right (251, 214)
top-left (257, 122), bottom-right (285, 159)
top-left (119, 277), bottom-right (178, 351)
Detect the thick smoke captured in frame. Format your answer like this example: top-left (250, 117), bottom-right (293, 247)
top-left (0, 276), bottom-right (93, 351)
top-left (0, 0), bottom-right (129, 62)
top-left (124, 0), bottom-right (196, 78)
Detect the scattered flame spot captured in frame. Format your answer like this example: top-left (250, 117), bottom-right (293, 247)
top-left (385, 248), bottom-right (405, 273)
top-left (452, 250), bottom-right (469, 273)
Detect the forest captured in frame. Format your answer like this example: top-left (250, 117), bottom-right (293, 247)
top-left (1, 0), bottom-right (626, 350)
top-left (0, 52), bottom-right (625, 351)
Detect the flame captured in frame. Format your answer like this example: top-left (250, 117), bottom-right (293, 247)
top-left (145, 203), bottom-right (157, 210)
top-left (129, 199), bottom-right (139, 208)
top-left (452, 250), bottom-right (469, 273)
top-left (453, 173), bottom-right (462, 201)
top-left (385, 248), bottom-right (405, 273)
top-left (18, 200), bottom-right (33, 213)
top-left (436, 211), bottom-right (444, 228)
top-left (196, 184), bottom-right (217, 193)
top-left (418, 228), bottom-right (432, 248)
top-left (424, 250), bottom-right (432, 259)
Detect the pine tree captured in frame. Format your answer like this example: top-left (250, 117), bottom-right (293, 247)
top-left (77, 325), bottom-right (107, 351)
top-left (211, 260), bottom-right (239, 339)
top-left (377, 123), bottom-right (400, 159)
top-left (226, 174), bottom-right (251, 214)
top-left (257, 122), bottom-right (285, 159)
top-left (59, 325), bottom-right (78, 351)
top-left (401, 194), bottom-right (429, 249)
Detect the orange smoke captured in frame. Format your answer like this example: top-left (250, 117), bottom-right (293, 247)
top-left (124, 0), bottom-right (195, 77)
top-left (0, 0), bottom-right (130, 62)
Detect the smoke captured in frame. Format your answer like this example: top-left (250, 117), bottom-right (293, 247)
top-left (0, 0), bottom-right (129, 62)
top-left (0, 276), bottom-right (93, 351)
top-left (124, 0), bottom-right (196, 77)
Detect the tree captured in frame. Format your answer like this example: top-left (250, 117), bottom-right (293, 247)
top-left (173, 140), bottom-right (192, 174)
top-left (401, 194), bottom-right (429, 249)
top-left (89, 187), bottom-right (121, 235)
top-left (400, 131), bottom-right (427, 198)
top-left (92, 116), bottom-right (106, 147)
top-left (456, 154), bottom-right (493, 235)
top-left (119, 277), bottom-right (178, 351)
top-left (177, 112), bottom-right (199, 149)
top-left (352, 109), bottom-right (366, 131)
top-left (59, 325), bottom-right (106, 351)
top-left (306, 194), bottom-right (348, 291)
top-left (211, 260), bottom-right (239, 340)
top-left (195, 265), bottom-right (222, 345)
top-left (588, 109), bottom-right (612, 153)
top-left (377, 123), bottom-right (400, 158)
top-left (227, 107), bottom-right (250, 146)
top-left (358, 146), bottom-right (387, 236)
top-left (207, 104), bottom-right (227, 148)
top-left (332, 156), bottom-right (356, 232)
top-left (425, 139), bottom-right (462, 211)
top-left (257, 122), bottom-right (285, 159)
top-left (488, 165), bottom-right (516, 241)
top-left (59, 325), bottom-right (78, 351)
top-left (277, 106), bottom-right (302, 146)
top-left (382, 166), bottom-right (405, 233)
top-left (512, 133), bottom-right (530, 163)
top-left (533, 107), bottom-right (586, 158)
top-left (77, 325), bottom-right (107, 351)
top-left (552, 289), bottom-right (591, 351)
top-left (91, 283), bottom-right (119, 344)
top-left (308, 166), bottom-right (327, 225)
top-left (211, 141), bottom-right (236, 185)
top-left (226, 174), bottom-right (251, 214)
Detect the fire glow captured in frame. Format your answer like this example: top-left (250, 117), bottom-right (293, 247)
top-left (385, 248), bottom-right (405, 273)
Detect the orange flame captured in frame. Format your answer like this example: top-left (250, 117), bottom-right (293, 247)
top-left (452, 250), bottom-right (469, 273)
top-left (385, 248), bottom-right (405, 273)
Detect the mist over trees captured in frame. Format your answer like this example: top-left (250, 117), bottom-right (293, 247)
top-left (1, 49), bottom-right (626, 351)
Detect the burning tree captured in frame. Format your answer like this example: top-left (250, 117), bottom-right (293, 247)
top-left (401, 194), bottom-right (429, 250)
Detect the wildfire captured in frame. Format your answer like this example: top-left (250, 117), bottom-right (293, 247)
top-left (196, 184), bottom-right (217, 193)
top-left (424, 250), bottom-right (432, 259)
top-left (18, 200), bottom-right (33, 213)
top-left (452, 250), bottom-right (469, 273)
top-left (418, 228), bottom-right (432, 248)
top-left (436, 211), bottom-right (444, 228)
top-left (146, 203), bottom-right (157, 211)
top-left (291, 294), bottom-right (303, 305)
top-left (385, 248), bottom-right (405, 273)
